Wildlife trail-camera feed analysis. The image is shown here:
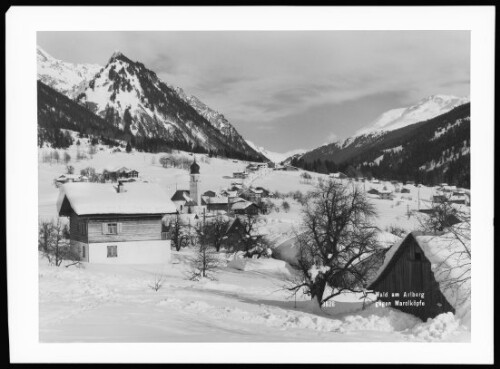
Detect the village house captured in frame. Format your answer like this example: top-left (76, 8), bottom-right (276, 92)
top-left (102, 167), bottom-right (139, 182)
top-left (401, 187), bottom-right (411, 193)
top-left (171, 190), bottom-right (194, 213)
top-left (202, 190), bottom-right (217, 198)
top-left (57, 182), bottom-right (177, 264)
top-left (368, 228), bottom-right (470, 321)
top-left (254, 187), bottom-right (270, 198)
top-left (329, 172), bottom-right (348, 179)
top-left (231, 201), bottom-right (259, 215)
top-left (233, 171), bottom-right (247, 179)
top-left (55, 174), bottom-right (86, 185)
top-left (378, 189), bottom-right (393, 199)
top-left (283, 165), bottom-right (299, 171)
top-left (201, 195), bottom-right (230, 213)
top-left (449, 191), bottom-right (467, 205)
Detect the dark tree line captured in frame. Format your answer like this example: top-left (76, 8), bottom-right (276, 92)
top-left (38, 80), bottom-right (264, 162)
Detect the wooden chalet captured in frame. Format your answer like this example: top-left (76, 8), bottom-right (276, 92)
top-left (201, 195), bottom-right (229, 213)
top-left (57, 182), bottom-right (177, 264)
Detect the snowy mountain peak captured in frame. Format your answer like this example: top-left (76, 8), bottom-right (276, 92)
top-left (355, 94), bottom-right (470, 136)
top-left (108, 50), bottom-right (129, 64)
top-left (37, 46), bottom-right (55, 63)
top-left (37, 45), bottom-right (102, 99)
top-left (246, 140), bottom-right (306, 163)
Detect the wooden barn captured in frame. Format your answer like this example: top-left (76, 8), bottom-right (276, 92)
top-left (57, 182), bottom-right (177, 264)
top-left (368, 230), bottom-right (470, 321)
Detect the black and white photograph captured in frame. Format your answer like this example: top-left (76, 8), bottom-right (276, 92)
top-left (6, 6), bottom-right (494, 364)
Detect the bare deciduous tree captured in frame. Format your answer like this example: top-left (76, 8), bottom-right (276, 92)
top-left (168, 213), bottom-right (188, 251)
top-left (38, 219), bottom-right (78, 266)
top-left (209, 216), bottom-right (230, 252)
top-left (189, 224), bottom-right (220, 280)
top-left (285, 180), bottom-right (379, 311)
top-left (417, 201), bottom-right (471, 307)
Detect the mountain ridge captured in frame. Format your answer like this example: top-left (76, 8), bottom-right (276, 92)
top-left (37, 46), bottom-right (266, 161)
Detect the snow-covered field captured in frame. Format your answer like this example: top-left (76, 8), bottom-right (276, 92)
top-left (39, 252), bottom-right (469, 342)
top-left (38, 138), bottom-right (470, 342)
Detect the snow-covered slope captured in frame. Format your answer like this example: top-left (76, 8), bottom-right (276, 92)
top-left (356, 95), bottom-right (470, 136)
top-left (173, 87), bottom-right (259, 158)
top-left (37, 46), bottom-right (101, 98)
top-left (246, 140), bottom-right (306, 163)
top-left (72, 51), bottom-right (263, 160)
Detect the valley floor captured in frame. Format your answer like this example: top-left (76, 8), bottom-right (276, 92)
top-left (38, 142), bottom-right (470, 343)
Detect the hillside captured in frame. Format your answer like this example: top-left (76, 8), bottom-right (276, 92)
top-left (294, 103), bottom-right (470, 187)
top-left (355, 94), bottom-right (470, 136)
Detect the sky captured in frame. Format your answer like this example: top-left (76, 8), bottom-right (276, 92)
top-left (38, 31), bottom-right (470, 152)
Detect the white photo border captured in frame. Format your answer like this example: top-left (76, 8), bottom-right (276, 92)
top-left (6, 5), bottom-right (494, 364)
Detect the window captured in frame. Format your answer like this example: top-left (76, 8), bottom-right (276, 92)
top-left (414, 250), bottom-right (422, 261)
top-left (79, 222), bottom-right (87, 235)
top-left (107, 223), bottom-right (118, 234)
top-left (82, 245), bottom-right (86, 258)
top-left (107, 245), bottom-right (117, 258)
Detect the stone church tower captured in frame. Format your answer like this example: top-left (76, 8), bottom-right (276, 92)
top-left (189, 158), bottom-right (201, 206)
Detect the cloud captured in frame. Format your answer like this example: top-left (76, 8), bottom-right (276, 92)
top-left (38, 30), bottom-right (470, 151)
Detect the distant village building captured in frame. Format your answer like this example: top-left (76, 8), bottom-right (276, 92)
top-left (329, 172), bottom-right (347, 179)
top-left (401, 187), bottom-right (411, 194)
top-left (202, 190), bottom-right (217, 198)
top-left (368, 229), bottom-right (470, 320)
top-left (231, 201), bottom-right (259, 215)
top-left (233, 171), bottom-right (247, 179)
top-left (378, 189), bottom-right (393, 199)
top-left (57, 182), bottom-right (176, 264)
top-left (55, 174), bottom-right (85, 185)
top-left (201, 195), bottom-right (230, 213)
top-left (171, 190), bottom-right (193, 213)
top-left (102, 167), bottom-right (139, 182)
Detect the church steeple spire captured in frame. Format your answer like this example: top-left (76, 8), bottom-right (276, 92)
top-left (190, 157), bottom-right (200, 175)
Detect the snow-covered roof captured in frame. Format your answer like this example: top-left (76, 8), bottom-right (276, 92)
top-left (57, 182), bottom-right (177, 216)
top-left (57, 174), bottom-right (82, 180)
top-left (231, 201), bottom-right (256, 210)
top-left (369, 225), bottom-right (470, 317)
top-left (203, 196), bottom-right (228, 205)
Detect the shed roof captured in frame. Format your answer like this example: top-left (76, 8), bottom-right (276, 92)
top-left (57, 182), bottom-right (177, 216)
top-left (368, 224), bottom-right (470, 316)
